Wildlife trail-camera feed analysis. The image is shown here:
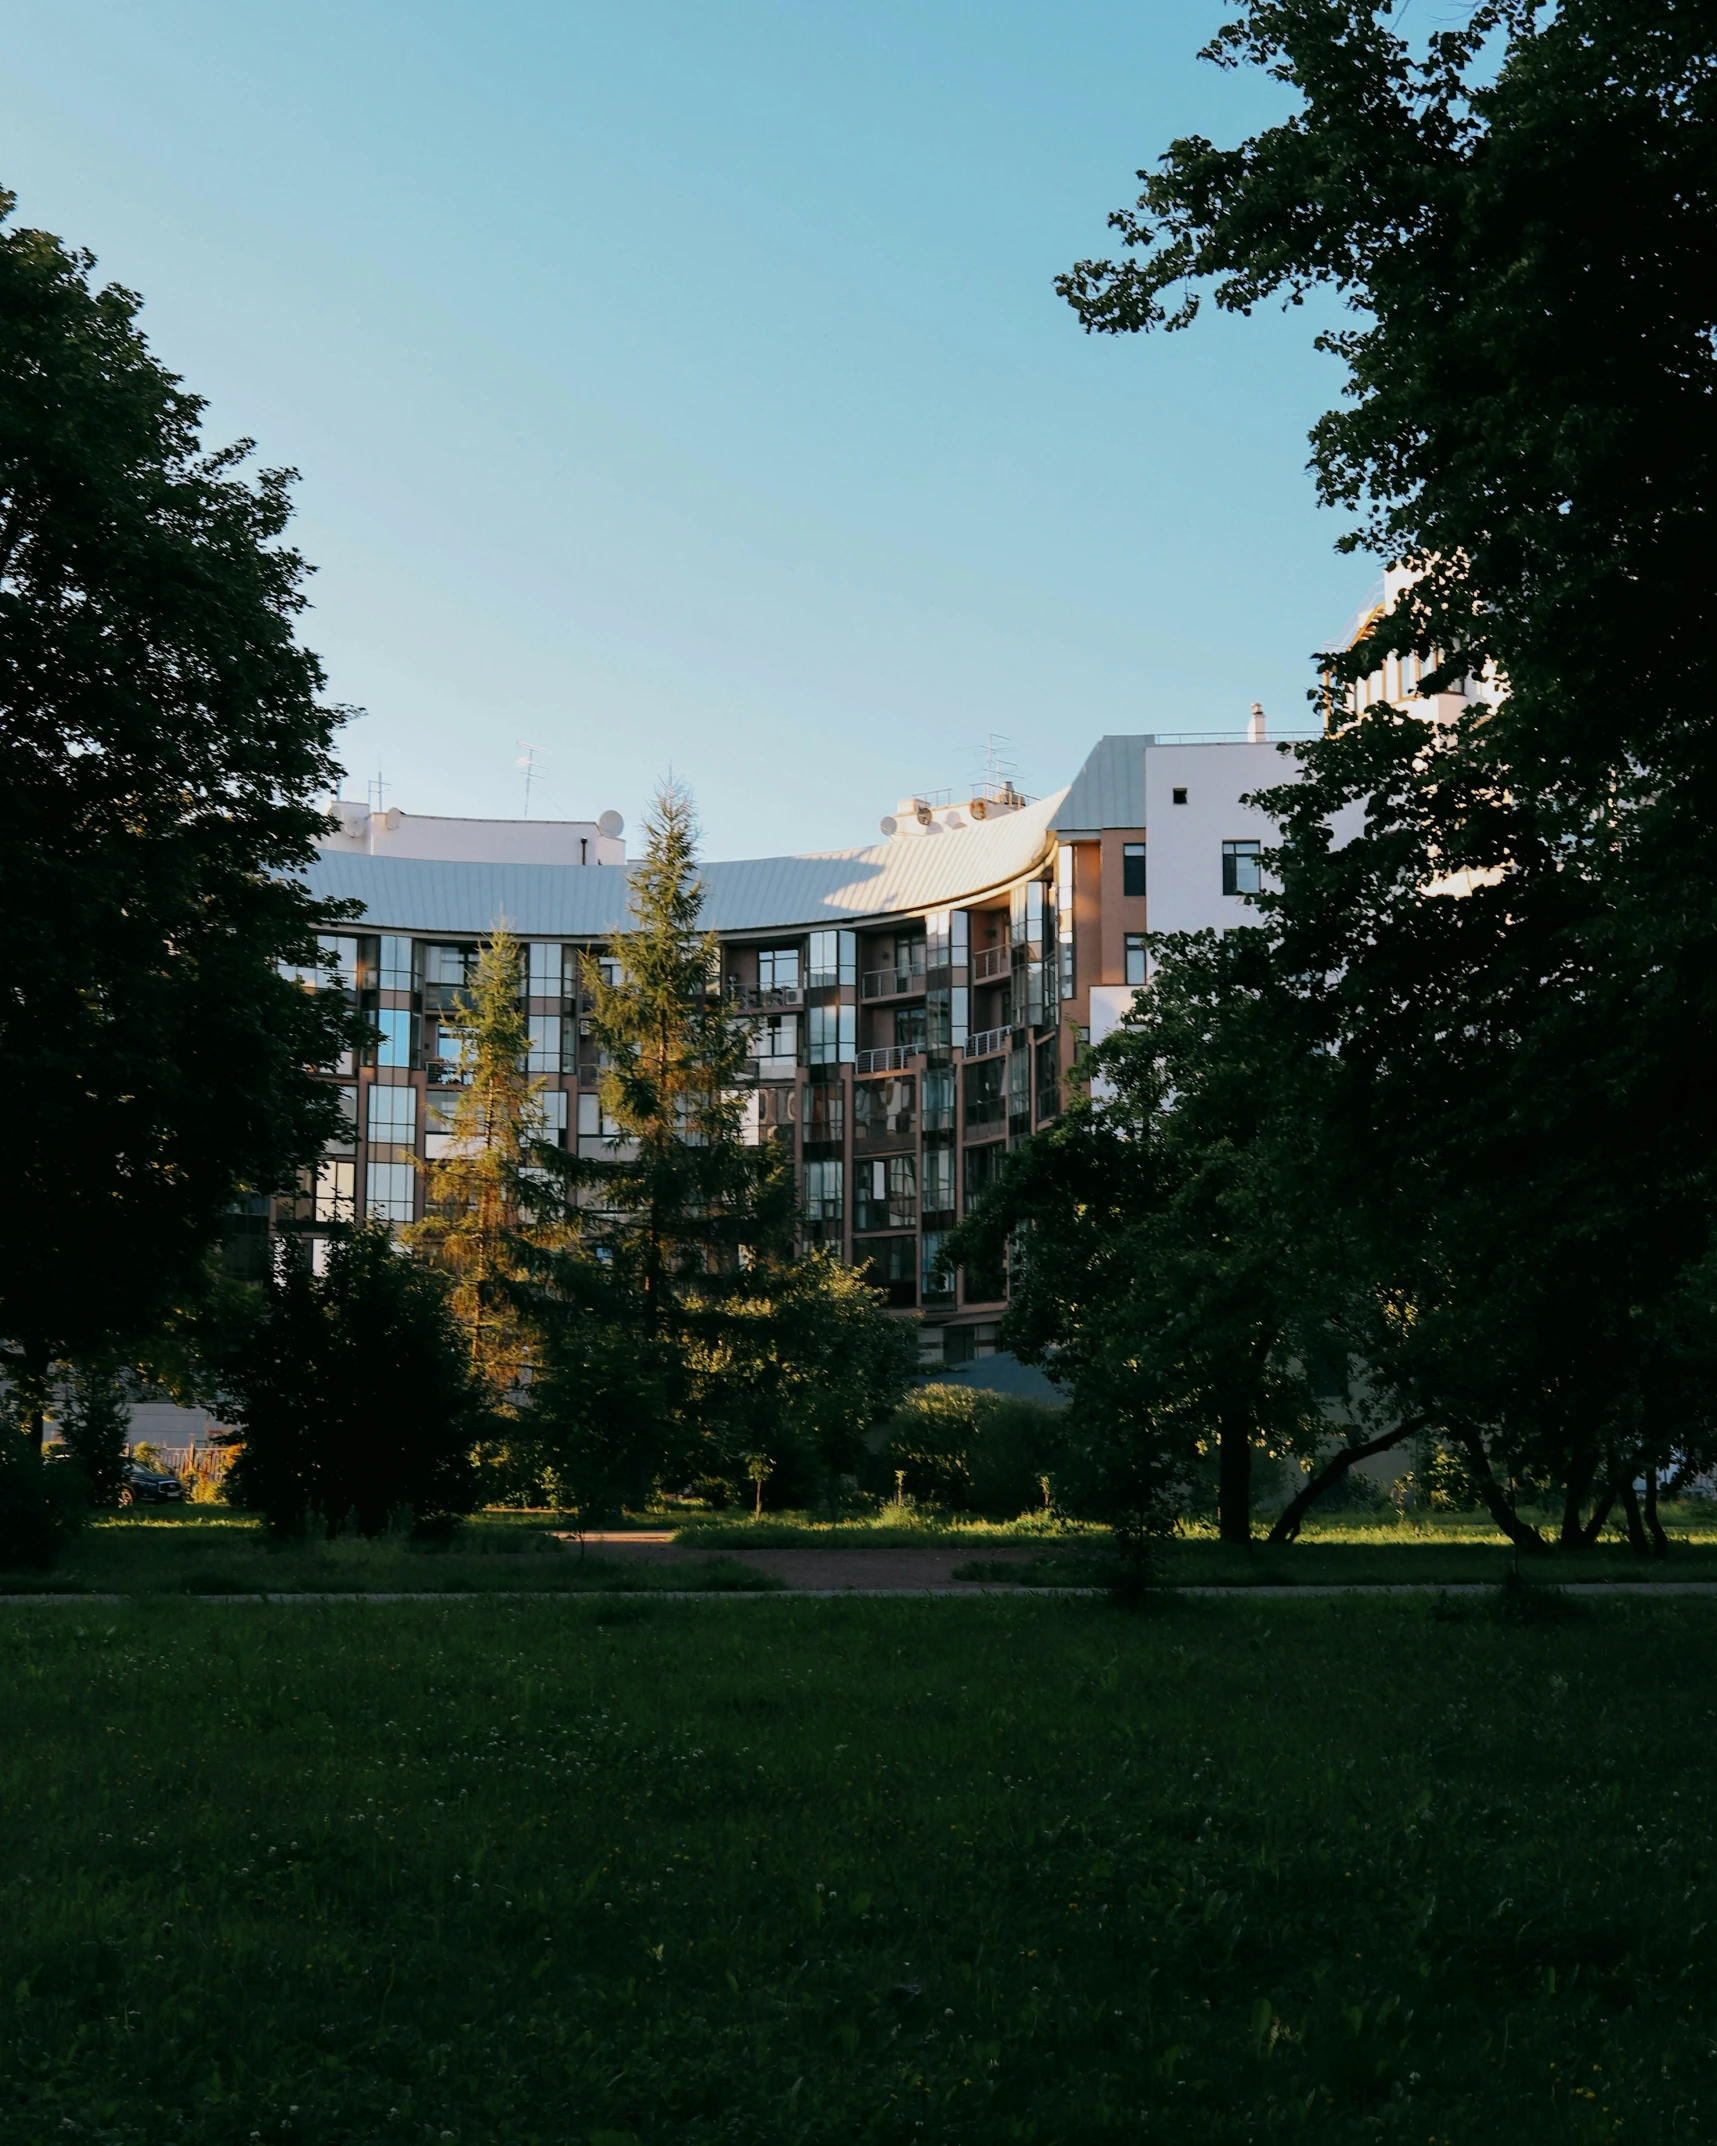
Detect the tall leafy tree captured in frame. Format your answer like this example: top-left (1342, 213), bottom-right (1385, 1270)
top-left (0, 192), bottom-right (360, 1435)
top-left (1058, 0), bottom-right (1717, 1539)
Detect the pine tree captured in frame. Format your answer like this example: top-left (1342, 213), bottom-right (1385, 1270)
top-left (410, 927), bottom-right (564, 1404)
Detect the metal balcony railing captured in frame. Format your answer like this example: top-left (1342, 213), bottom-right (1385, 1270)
top-left (860, 966), bottom-right (927, 1001)
top-left (856, 1045), bottom-right (910, 1074)
top-left (972, 945), bottom-right (1010, 983)
top-left (728, 982), bottom-right (803, 1009)
top-left (965, 1025), bottom-right (1010, 1059)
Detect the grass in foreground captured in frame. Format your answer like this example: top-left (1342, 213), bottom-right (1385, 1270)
top-left (3, 1591), bottom-right (1715, 2143)
top-left (0, 1513), bottom-right (782, 1595)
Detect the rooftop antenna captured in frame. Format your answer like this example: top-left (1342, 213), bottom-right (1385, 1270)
top-left (967, 730), bottom-right (1019, 804)
top-left (516, 741), bottom-right (552, 819)
top-left (367, 767), bottom-right (390, 815)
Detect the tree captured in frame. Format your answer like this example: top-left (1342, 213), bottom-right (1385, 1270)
top-left (948, 929), bottom-right (1338, 1543)
top-left (523, 783), bottom-right (910, 1510)
top-left (58, 1357), bottom-right (132, 1509)
top-left (1057, 0), bottom-right (1717, 1541)
top-left (0, 192), bottom-right (362, 1433)
top-left (214, 1225), bottom-right (484, 1537)
top-left (410, 927), bottom-right (563, 1404)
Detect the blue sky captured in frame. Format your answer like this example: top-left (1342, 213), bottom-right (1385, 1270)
top-left (1, 1), bottom-right (1373, 857)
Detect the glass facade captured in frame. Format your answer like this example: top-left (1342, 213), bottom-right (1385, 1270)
top-left (366, 1160), bottom-right (416, 1223)
top-left (367, 1083), bottom-right (418, 1145)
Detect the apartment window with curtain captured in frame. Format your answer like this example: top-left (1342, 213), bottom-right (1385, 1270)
top-left (1124, 935), bottom-right (1148, 986)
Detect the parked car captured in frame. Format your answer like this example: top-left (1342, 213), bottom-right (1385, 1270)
top-left (122, 1462), bottom-right (186, 1506)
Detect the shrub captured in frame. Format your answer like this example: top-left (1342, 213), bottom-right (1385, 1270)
top-left (214, 1226), bottom-right (487, 1537)
top-left (59, 1359), bottom-right (132, 1508)
top-left (0, 1431), bottom-right (86, 1571)
top-left (881, 1384), bottom-right (1066, 1516)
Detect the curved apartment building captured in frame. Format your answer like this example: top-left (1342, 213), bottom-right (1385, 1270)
top-left (279, 728), bottom-right (1308, 1364)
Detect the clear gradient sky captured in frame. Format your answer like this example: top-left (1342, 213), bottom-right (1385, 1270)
top-left (1, 1), bottom-right (1374, 857)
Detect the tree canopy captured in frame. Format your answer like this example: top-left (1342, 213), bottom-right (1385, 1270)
top-left (0, 191), bottom-right (360, 1421)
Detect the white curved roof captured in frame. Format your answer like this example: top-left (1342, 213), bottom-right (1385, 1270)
top-left (303, 789), bottom-right (1067, 938)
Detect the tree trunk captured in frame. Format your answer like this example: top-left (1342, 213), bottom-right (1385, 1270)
top-left (1618, 1479), bottom-right (1649, 1557)
top-left (1644, 1468), bottom-right (1669, 1559)
top-left (1267, 1417), bottom-right (1427, 1545)
top-left (1452, 1429), bottom-right (1548, 1553)
top-left (1560, 1453), bottom-right (1599, 1548)
top-left (1577, 1479), bottom-right (1620, 1548)
top-left (1217, 1412), bottom-right (1252, 1546)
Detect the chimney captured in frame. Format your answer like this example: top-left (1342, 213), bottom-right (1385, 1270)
top-left (1248, 701), bottom-right (1267, 743)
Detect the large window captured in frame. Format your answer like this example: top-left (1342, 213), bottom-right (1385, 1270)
top-left (367, 1083), bottom-right (418, 1146)
top-left (921, 1145), bottom-right (955, 1220)
top-left (326, 1084), bottom-right (358, 1154)
top-left (858, 1235), bottom-right (917, 1309)
top-left (853, 1076), bottom-right (914, 1147)
top-left (807, 929), bottom-right (856, 990)
top-left (963, 1057), bottom-right (1006, 1129)
top-left (1035, 1034), bottom-right (1061, 1121)
top-left (1222, 840), bottom-right (1263, 897)
top-left (526, 942), bottom-right (566, 997)
top-left (752, 1012), bottom-right (799, 1067)
top-left (379, 935), bottom-right (417, 991)
top-left (526, 1015), bottom-right (564, 1072)
top-left (366, 1160), bottom-right (416, 1223)
top-left (965, 1141), bottom-right (1005, 1208)
top-left (757, 946), bottom-right (801, 992)
top-left (1122, 842), bottom-right (1146, 897)
top-left (802, 1157), bottom-right (843, 1224)
top-left (313, 1159), bottom-right (356, 1223)
top-left (855, 1154), bottom-right (916, 1232)
top-left (807, 1002), bottom-right (855, 1065)
top-left (1125, 934), bottom-right (1148, 986)
top-left (922, 1065), bottom-right (955, 1133)
top-left (804, 1084), bottom-right (845, 1146)
top-left (371, 1009), bottom-right (417, 1069)
top-left (922, 1231), bottom-right (954, 1306)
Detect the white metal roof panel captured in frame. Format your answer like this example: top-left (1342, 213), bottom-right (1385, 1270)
top-left (303, 790), bottom-right (1067, 938)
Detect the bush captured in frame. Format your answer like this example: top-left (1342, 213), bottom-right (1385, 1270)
top-left (214, 1226), bottom-right (487, 1537)
top-left (881, 1384), bottom-right (1065, 1516)
top-left (58, 1358), bottom-right (132, 1508)
top-left (0, 1431), bottom-right (86, 1571)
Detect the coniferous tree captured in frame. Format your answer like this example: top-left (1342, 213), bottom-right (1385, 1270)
top-left (59, 1357), bottom-right (132, 1509)
top-left (525, 783), bottom-right (911, 1507)
top-left (410, 927), bottom-right (565, 1405)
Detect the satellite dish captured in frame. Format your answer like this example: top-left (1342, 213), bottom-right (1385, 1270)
top-left (598, 810), bottom-right (623, 839)
top-left (970, 799), bottom-right (988, 820)
top-left (879, 815), bottom-right (898, 837)
top-left (944, 809), bottom-right (964, 829)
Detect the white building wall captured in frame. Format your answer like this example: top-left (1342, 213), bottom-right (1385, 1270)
top-left (318, 804), bottom-right (626, 868)
top-left (1141, 740), bottom-right (1364, 964)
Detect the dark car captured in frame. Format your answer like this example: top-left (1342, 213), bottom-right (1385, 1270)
top-left (122, 1462), bottom-right (186, 1506)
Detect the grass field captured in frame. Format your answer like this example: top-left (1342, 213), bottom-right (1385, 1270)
top-left (14, 1505), bottom-right (1717, 1598)
top-left (4, 1589), bottom-right (1716, 2143)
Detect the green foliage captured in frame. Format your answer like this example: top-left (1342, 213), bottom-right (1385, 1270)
top-left (0, 1429), bottom-right (85, 1570)
top-left (213, 1226), bottom-right (485, 1537)
top-left (883, 1383), bottom-right (1065, 1517)
top-left (1056, 0), bottom-right (1717, 1543)
top-left (56, 1359), bottom-right (131, 1509)
top-left (522, 786), bottom-right (908, 1510)
top-left (411, 926), bottom-right (564, 1405)
top-left (0, 193), bottom-right (363, 1402)
top-left (6, 1596), bottom-right (1717, 2142)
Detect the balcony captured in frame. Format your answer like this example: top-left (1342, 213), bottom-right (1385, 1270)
top-left (856, 1045), bottom-right (910, 1074)
top-left (972, 945), bottom-right (1011, 984)
top-left (729, 982), bottom-right (803, 1010)
top-left (861, 966), bottom-right (927, 1002)
top-left (965, 1025), bottom-right (1010, 1059)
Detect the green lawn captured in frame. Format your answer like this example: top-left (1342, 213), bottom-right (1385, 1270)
top-left (0, 1512), bottom-right (783, 1596)
top-left (3, 1591), bottom-right (1715, 2143)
